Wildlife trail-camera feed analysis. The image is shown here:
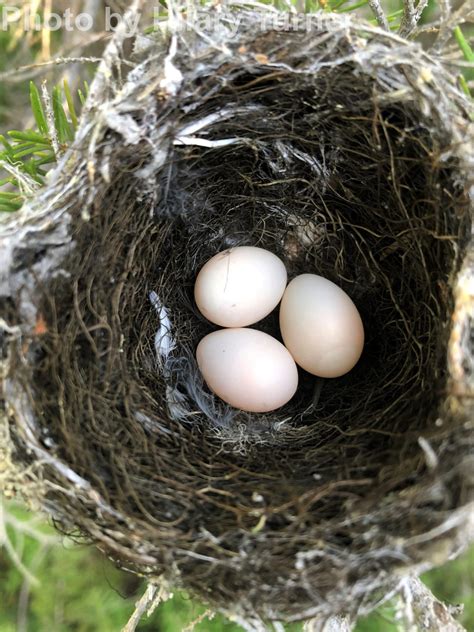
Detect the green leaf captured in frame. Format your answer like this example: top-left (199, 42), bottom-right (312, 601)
top-left (0, 197), bottom-right (23, 212)
top-left (63, 80), bottom-right (79, 130)
top-left (1, 81), bottom-right (84, 213)
top-left (11, 147), bottom-right (40, 160)
top-left (78, 81), bottom-right (90, 106)
top-left (8, 130), bottom-right (51, 146)
top-left (29, 81), bottom-right (49, 135)
top-left (459, 74), bottom-right (470, 96)
top-left (52, 85), bottom-right (74, 144)
top-left (337, 0), bottom-right (367, 13)
top-left (454, 26), bottom-right (474, 63)
top-left (0, 134), bottom-right (14, 152)
top-left (32, 154), bottom-right (57, 168)
top-left (23, 158), bottom-right (42, 177)
top-left (0, 192), bottom-right (24, 212)
top-left (0, 191), bottom-right (21, 199)
top-left (387, 8), bottom-right (403, 22)
top-left (12, 146), bottom-right (55, 160)
top-left (331, 0), bottom-right (353, 10)
top-left (454, 26), bottom-right (474, 88)
top-left (11, 142), bottom-right (50, 153)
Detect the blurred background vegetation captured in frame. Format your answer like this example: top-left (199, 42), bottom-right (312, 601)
top-left (0, 1), bottom-right (472, 631)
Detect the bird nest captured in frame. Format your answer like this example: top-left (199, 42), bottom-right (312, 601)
top-left (1, 5), bottom-right (473, 626)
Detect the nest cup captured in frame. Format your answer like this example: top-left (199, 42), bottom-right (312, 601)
top-left (1, 8), bottom-right (473, 624)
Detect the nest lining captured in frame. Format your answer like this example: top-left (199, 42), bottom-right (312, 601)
top-left (1, 8), bottom-right (473, 625)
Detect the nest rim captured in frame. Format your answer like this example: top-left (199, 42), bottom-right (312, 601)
top-left (1, 8), bottom-right (473, 624)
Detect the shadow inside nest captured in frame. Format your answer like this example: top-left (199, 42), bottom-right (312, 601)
top-left (144, 63), bottom-right (470, 451)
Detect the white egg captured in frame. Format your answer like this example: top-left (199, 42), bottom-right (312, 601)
top-left (279, 274), bottom-right (364, 378)
top-left (194, 246), bottom-right (287, 327)
top-left (196, 328), bottom-right (298, 413)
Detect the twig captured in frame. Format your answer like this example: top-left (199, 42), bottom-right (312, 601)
top-left (229, 614), bottom-right (269, 632)
top-left (0, 499), bottom-right (59, 588)
top-left (16, 545), bottom-right (49, 632)
top-left (367, 0), bottom-right (390, 30)
top-left (413, 0), bottom-right (430, 24)
top-left (0, 160), bottom-right (41, 197)
top-left (122, 583), bottom-right (171, 632)
top-left (182, 608), bottom-right (215, 631)
top-left (399, 577), bottom-right (466, 632)
top-left (122, 584), bottom-right (158, 632)
top-left (87, 0), bottom-right (146, 104)
top-left (432, 0), bottom-right (474, 50)
top-left (41, 80), bottom-right (60, 159)
top-left (0, 57), bottom-right (103, 82)
top-left (434, 0), bottom-right (452, 48)
top-left (4, 512), bottom-right (58, 546)
top-left (399, 0), bottom-right (417, 37)
top-left (304, 614), bottom-right (353, 632)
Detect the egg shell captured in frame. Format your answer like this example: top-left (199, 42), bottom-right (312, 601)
top-left (194, 246), bottom-right (287, 327)
top-left (279, 274), bottom-right (364, 378)
top-left (196, 328), bottom-right (298, 413)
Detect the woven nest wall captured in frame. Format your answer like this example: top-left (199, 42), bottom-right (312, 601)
top-left (1, 6), bottom-right (473, 625)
